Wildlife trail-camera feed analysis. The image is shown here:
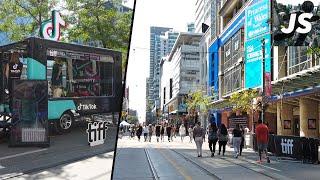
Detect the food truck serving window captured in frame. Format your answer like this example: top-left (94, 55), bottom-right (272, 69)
top-left (46, 49), bottom-right (114, 98)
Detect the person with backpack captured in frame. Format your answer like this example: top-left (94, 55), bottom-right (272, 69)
top-left (208, 122), bottom-right (218, 157)
top-left (218, 124), bottom-right (228, 156)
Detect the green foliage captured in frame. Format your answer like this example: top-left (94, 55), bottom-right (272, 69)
top-left (0, 0), bottom-right (132, 71)
top-left (65, 0), bottom-right (133, 69)
top-left (0, 0), bottom-right (58, 41)
top-left (228, 89), bottom-right (259, 112)
top-left (307, 47), bottom-right (320, 62)
top-left (186, 89), bottom-right (212, 114)
top-left (127, 115), bottom-right (138, 125)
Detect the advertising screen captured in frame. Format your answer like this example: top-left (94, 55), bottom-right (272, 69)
top-left (245, 0), bottom-right (272, 89)
top-left (273, 0), bottom-right (320, 46)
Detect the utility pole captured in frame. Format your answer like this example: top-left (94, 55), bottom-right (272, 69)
top-left (261, 38), bottom-right (265, 124)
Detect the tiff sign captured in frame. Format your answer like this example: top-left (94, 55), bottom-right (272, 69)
top-left (87, 121), bottom-right (109, 146)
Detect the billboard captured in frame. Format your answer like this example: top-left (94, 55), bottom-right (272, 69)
top-left (245, 0), bottom-right (272, 89)
top-left (245, 34), bottom-right (272, 88)
top-left (245, 0), bottom-right (271, 40)
top-left (273, 0), bottom-right (320, 46)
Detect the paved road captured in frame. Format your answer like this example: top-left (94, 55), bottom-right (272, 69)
top-left (113, 135), bottom-right (320, 180)
top-left (15, 151), bottom-right (114, 180)
top-left (0, 126), bottom-right (117, 179)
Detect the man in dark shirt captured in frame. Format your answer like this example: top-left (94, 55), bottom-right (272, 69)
top-left (155, 123), bottom-right (161, 142)
top-left (166, 125), bottom-right (172, 142)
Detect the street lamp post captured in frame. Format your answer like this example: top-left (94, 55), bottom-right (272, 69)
top-left (261, 38), bottom-right (265, 124)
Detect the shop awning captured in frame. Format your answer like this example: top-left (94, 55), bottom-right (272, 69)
top-left (271, 66), bottom-right (320, 98)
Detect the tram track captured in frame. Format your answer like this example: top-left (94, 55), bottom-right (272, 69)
top-left (170, 147), bottom-right (292, 180)
top-left (170, 149), bottom-right (221, 180)
top-left (144, 148), bottom-right (160, 180)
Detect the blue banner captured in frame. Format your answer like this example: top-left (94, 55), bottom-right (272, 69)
top-left (245, 34), bottom-right (271, 89)
top-left (245, 0), bottom-right (270, 40)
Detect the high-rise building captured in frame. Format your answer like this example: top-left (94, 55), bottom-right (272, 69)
top-left (160, 32), bottom-right (202, 125)
top-left (187, 23), bottom-right (195, 33)
top-left (148, 27), bottom-right (178, 124)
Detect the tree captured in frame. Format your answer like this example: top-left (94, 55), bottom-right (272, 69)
top-left (228, 89), bottom-right (259, 113)
top-left (186, 89), bottom-right (213, 123)
top-left (0, 0), bottom-right (58, 41)
top-left (127, 115), bottom-right (138, 125)
top-left (65, 0), bottom-right (133, 69)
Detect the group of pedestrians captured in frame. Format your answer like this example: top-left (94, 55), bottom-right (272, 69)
top-left (128, 119), bottom-right (270, 163)
top-left (193, 122), bottom-right (228, 157)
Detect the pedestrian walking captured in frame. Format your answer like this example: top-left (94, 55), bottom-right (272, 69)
top-left (188, 125), bottom-right (193, 143)
top-left (148, 124), bottom-right (153, 142)
top-left (218, 124), bottom-right (228, 156)
top-left (171, 125), bottom-right (175, 141)
top-left (179, 124), bottom-right (186, 142)
top-left (143, 124), bottom-right (149, 142)
top-left (136, 124), bottom-right (142, 141)
top-left (239, 125), bottom-right (245, 156)
top-left (255, 119), bottom-right (270, 163)
top-left (155, 123), bottom-right (161, 142)
top-left (232, 124), bottom-right (242, 158)
top-left (193, 122), bottom-right (205, 157)
top-left (160, 124), bottom-right (165, 142)
top-left (166, 124), bottom-right (172, 142)
top-left (208, 122), bottom-right (218, 157)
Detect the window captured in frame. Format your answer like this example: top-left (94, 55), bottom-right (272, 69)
top-left (47, 51), bottom-right (114, 98)
top-left (288, 46), bottom-right (311, 75)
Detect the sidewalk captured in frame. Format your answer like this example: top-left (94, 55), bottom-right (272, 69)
top-left (119, 135), bottom-right (320, 180)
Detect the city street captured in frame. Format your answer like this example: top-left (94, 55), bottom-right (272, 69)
top-left (0, 125), bottom-right (117, 179)
top-left (113, 135), bottom-right (320, 180)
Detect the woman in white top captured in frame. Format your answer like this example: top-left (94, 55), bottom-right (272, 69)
top-left (142, 125), bottom-right (149, 142)
top-left (179, 124), bottom-right (186, 142)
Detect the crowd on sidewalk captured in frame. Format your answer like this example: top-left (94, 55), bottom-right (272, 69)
top-left (119, 119), bottom-right (270, 163)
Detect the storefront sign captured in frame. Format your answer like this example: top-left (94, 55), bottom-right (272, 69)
top-left (87, 121), bottom-right (109, 146)
top-left (40, 10), bottom-right (66, 41)
top-left (245, 0), bottom-right (270, 40)
top-left (245, 34), bottom-right (271, 89)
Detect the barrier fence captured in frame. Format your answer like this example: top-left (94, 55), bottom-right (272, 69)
top-left (253, 134), bottom-right (320, 164)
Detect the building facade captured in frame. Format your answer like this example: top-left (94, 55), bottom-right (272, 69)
top-left (204, 0), bottom-right (320, 138)
top-left (160, 32), bottom-right (202, 126)
top-left (148, 27), bottom-right (178, 124)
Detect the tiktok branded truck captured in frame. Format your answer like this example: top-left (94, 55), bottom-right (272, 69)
top-left (0, 37), bottom-right (122, 146)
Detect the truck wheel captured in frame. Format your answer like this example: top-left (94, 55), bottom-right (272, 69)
top-left (58, 113), bottom-right (74, 133)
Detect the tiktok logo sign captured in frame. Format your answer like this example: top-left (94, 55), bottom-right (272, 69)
top-left (87, 121), bottom-right (109, 146)
top-left (281, 138), bottom-right (294, 155)
top-left (40, 10), bottom-right (66, 41)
